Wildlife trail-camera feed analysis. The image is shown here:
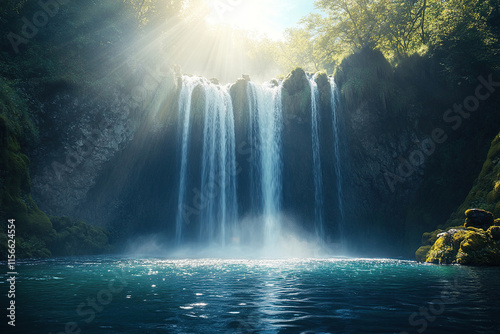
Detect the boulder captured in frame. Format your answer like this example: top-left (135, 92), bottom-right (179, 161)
top-left (489, 226), bottom-right (500, 240)
top-left (426, 227), bottom-right (500, 265)
top-left (464, 209), bottom-right (494, 230)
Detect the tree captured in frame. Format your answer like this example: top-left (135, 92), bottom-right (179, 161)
top-left (382, 0), bottom-right (429, 58)
top-left (426, 0), bottom-right (500, 81)
top-left (315, 0), bottom-right (387, 51)
top-left (277, 27), bottom-right (323, 72)
top-left (123, 0), bottom-right (185, 28)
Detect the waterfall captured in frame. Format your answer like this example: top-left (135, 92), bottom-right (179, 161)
top-left (248, 81), bottom-right (284, 245)
top-left (175, 76), bottom-right (202, 245)
top-left (175, 77), bottom-right (237, 246)
top-left (246, 84), bottom-right (262, 216)
top-left (329, 77), bottom-right (345, 245)
top-left (173, 74), bottom-right (343, 252)
top-left (309, 74), bottom-right (324, 240)
top-left (199, 82), bottom-right (238, 246)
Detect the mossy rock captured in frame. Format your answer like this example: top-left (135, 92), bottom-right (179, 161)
top-left (426, 234), bottom-right (456, 264)
top-left (421, 229), bottom-right (443, 246)
top-left (488, 225), bottom-right (500, 240)
top-left (334, 48), bottom-right (394, 112)
top-left (464, 208), bottom-right (494, 229)
top-left (425, 226), bottom-right (500, 265)
top-left (282, 68), bottom-right (311, 118)
top-left (415, 245), bottom-right (431, 262)
top-left (456, 230), bottom-right (500, 265)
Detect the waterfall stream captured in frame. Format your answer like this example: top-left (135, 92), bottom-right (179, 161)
top-left (199, 82), bottom-right (238, 246)
top-left (175, 76), bottom-right (202, 245)
top-left (248, 81), bottom-right (284, 246)
top-left (329, 77), bottom-right (345, 246)
top-left (309, 74), bottom-right (325, 240)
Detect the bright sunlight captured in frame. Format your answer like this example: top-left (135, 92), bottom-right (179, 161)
top-left (203, 0), bottom-right (299, 40)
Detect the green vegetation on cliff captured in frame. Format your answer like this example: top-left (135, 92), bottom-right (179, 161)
top-left (416, 132), bottom-right (500, 265)
top-left (447, 134), bottom-right (500, 226)
top-left (0, 77), bottom-right (110, 259)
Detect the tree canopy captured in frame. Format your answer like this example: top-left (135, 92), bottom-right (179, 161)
top-left (273, 0), bottom-right (500, 74)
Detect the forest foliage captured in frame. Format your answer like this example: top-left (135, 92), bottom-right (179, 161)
top-left (274, 0), bottom-right (500, 75)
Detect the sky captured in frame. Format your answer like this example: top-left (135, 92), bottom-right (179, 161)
top-left (204, 0), bottom-right (317, 39)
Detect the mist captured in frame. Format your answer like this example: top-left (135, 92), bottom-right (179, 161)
top-left (124, 214), bottom-right (345, 259)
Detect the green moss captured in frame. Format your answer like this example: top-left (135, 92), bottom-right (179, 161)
top-left (0, 114), bottom-right (54, 238)
top-left (0, 77), bottom-right (39, 147)
top-left (47, 216), bottom-right (110, 256)
top-left (456, 229), bottom-right (500, 265)
top-left (426, 235), bottom-right (455, 264)
top-left (335, 48), bottom-right (394, 112)
top-left (448, 133), bottom-right (500, 220)
top-left (421, 229), bottom-right (442, 246)
top-left (424, 227), bottom-right (500, 266)
top-left (415, 245), bottom-right (431, 262)
top-left (0, 76), bottom-right (110, 259)
top-left (488, 226), bottom-right (500, 240)
top-left (15, 237), bottom-right (52, 258)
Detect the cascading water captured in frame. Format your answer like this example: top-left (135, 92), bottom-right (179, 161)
top-left (329, 77), bottom-right (345, 246)
top-left (175, 76), bottom-right (202, 245)
top-left (175, 77), bottom-right (238, 246)
top-left (247, 81), bottom-right (284, 246)
top-left (245, 83), bottom-right (262, 216)
top-left (199, 82), bottom-right (238, 246)
top-left (309, 74), bottom-right (325, 240)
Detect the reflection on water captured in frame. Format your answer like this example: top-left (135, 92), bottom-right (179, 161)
top-left (4, 257), bottom-right (500, 333)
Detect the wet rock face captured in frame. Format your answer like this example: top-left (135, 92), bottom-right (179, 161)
top-left (29, 71), bottom-right (178, 224)
top-left (465, 209), bottom-right (494, 230)
top-left (281, 68), bottom-right (315, 224)
top-left (30, 92), bottom-right (137, 217)
top-left (282, 68), bottom-right (311, 122)
top-left (490, 226), bottom-right (500, 240)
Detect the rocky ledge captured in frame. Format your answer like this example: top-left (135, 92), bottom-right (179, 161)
top-left (416, 209), bottom-right (500, 265)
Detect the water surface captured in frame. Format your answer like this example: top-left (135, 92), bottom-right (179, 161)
top-left (3, 257), bottom-right (500, 333)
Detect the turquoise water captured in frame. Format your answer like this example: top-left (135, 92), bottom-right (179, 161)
top-left (3, 257), bottom-right (500, 333)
